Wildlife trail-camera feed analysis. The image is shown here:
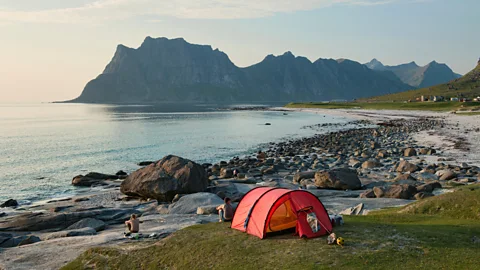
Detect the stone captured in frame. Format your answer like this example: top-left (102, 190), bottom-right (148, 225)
top-left (73, 197), bottom-right (90, 203)
top-left (44, 227), bottom-right (96, 240)
top-left (404, 148), bottom-right (417, 157)
top-left (359, 190), bottom-right (376, 198)
top-left (416, 182), bottom-right (442, 193)
top-left (436, 170), bottom-right (456, 181)
top-left (373, 184), bottom-right (417, 199)
top-left (216, 191), bottom-right (226, 199)
top-left (66, 218), bottom-right (106, 232)
top-left (116, 170), bottom-right (128, 176)
top-left (339, 203), bottom-right (365, 215)
top-left (416, 172), bottom-right (439, 181)
top-left (1, 199), bottom-right (18, 208)
top-left (196, 206), bottom-right (218, 215)
top-left (120, 155), bottom-right (208, 202)
top-left (168, 193), bottom-right (223, 214)
top-left (414, 192), bottom-right (434, 200)
top-left (138, 161), bottom-right (155, 166)
top-left (156, 204), bottom-right (170, 214)
top-left (362, 160), bottom-right (382, 169)
top-left (72, 172), bottom-right (118, 187)
top-left (293, 171), bottom-right (316, 184)
top-left (0, 234), bottom-right (41, 248)
top-left (314, 168), bottom-right (362, 190)
top-left (220, 168), bottom-right (233, 179)
top-left (393, 173), bottom-right (417, 182)
top-left (395, 160), bottom-right (420, 173)
top-left (0, 212), bottom-right (6, 217)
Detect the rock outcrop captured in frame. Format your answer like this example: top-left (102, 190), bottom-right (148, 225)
top-left (120, 155), bottom-right (208, 201)
top-left (68, 37), bottom-right (412, 104)
top-left (314, 168), bottom-right (362, 190)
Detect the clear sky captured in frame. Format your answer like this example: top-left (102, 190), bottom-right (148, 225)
top-left (0, 0), bottom-right (478, 102)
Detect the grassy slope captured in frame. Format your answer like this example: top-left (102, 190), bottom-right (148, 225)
top-left (362, 64), bottom-right (480, 102)
top-left (285, 101), bottom-right (480, 112)
top-left (64, 186), bottom-right (480, 270)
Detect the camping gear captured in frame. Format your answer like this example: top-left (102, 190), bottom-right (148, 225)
top-left (327, 233), bottom-right (337, 245)
top-left (231, 187), bottom-right (332, 239)
top-left (329, 214), bottom-right (344, 226)
top-left (336, 237), bottom-right (345, 246)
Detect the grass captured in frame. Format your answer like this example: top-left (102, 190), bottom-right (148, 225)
top-left (285, 101), bottom-right (480, 112)
top-left (63, 185), bottom-right (480, 270)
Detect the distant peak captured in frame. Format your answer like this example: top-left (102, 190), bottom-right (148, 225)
top-left (282, 51), bottom-right (295, 57)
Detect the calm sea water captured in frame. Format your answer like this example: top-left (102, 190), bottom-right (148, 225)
top-left (0, 103), bottom-right (353, 203)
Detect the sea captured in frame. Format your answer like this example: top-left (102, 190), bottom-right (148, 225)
top-left (0, 103), bottom-right (355, 204)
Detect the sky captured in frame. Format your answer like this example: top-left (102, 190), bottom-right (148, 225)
top-left (0, 0), bottom-right (478, 102)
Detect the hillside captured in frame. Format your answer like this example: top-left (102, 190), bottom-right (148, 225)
top-left (365, 59), bottom-right (461, 88)
top-left (362, 61), bottom-right (480, 102)
top-left (67, 37), bottom-right (412, 104)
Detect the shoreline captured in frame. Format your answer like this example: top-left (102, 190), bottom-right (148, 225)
top-left (1, 108), bottom-right (480, 269)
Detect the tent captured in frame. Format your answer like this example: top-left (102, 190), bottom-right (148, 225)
top-left (231, 187), bottom-right (332, 239)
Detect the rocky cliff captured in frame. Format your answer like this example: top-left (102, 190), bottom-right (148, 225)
top-left (365, 59), bottom-right (461, 88)
top-left (70, 37), bottom-right (413, 103)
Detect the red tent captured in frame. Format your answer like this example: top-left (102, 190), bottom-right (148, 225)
top-left (231, 187), bottom-right (332, 239)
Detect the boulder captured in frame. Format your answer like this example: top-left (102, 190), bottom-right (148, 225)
top-left (416, 172), bottom-right (439, 182)
top-left (395, 160), bottom-right (419, 173)
top-left (120, 155), bottom-right (208, 201)
top-left (168, 193), bottom-right (223, 214)
top-left (359, 190), bottom-right (376, 198)
top-left (314, 168), bottom-right (362, 190)
top-left (404, 148), bottom-right (417, 157)
top-left (116, 170), bottom-right (128, 176)
top-left (44, 227), bottom-right (96, 240)
top-left (1, 199), bottom-right (18, 208)
top-left (414, 192), bottom-right (434, 200)
top-left (293, 171), bottom-right (316, 184)
top-left (220, 168), bottom-right (233, 179)
top-left (437, 170), bottom-right (456, 181)
top-left (373, 184), bottom-right (417, 199)
top-left (196, 206), bottom-right (218, 215)
top-left (72, 172), bottom-right (118, 187)
top-left (416, 182), bottom-right (442, 193)
top-left (339, 203), bottom-right (365, 215)
top-left (66, 218), bottom-right (106, 232)
top-left (0, 234), bottom-right (41, 248)
top-left (138, 161), bottom-right (155, 166)
top-left (361, 160), bottom-right (382, 169)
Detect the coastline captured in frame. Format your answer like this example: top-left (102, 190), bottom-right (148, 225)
top-left (1, 108), bottom-right (480, 269)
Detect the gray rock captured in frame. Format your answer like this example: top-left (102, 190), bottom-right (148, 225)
top-left (169, 193), bottom-right (223, 214)
top-left (0, 234), bottom-right (41, 248)
top-left (1, 199), bottom-right (18, 208)
top-left (416, 172), bottom-right (439, 181)
top-left (416, 182), bottom-right (442, 193)
top-left (395, 160), bottom-right (420, 173)
top-left (120, 155), bottom-right (208, 202)
top-left (220, 168), bottom-right (233, 178)
top-left (314, 168), bottom-right (362, 190)
top-left (414, 192), bottom-right (434, 200)
top-left (339, 203), bottom-right (365, 215)
top-left (293, 171), bottom-right (316, 184)
top-left (66, 218), bottom-right (106, 232)
top-left (437, 170), bottom-right (456, 181)
top-left (44, 227), bottom-right (96, 240)
top-left (361, 160), bottom-right (382, 169)
top-left (72, 172), bottom-right (118, 187)
top-left (196, 205), bottom-right (218, 215)
top-left (404, 148), bottom-right (417, 157)
top-left (373, 184), bottom-right (417, 199)
top-left (359, 190), bottom-right (376, 198)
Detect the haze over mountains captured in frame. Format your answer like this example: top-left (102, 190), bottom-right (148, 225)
top-left (70, 37), bottom-right (459, 104)
top-left (365, 59), bottom-right (461, 89)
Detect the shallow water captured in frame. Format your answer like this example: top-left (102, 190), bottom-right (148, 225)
top-left (0, 103), bottom-right (353, 203)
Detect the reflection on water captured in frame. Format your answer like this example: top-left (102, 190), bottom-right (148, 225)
top-left (0, 103), bottom-right (350, 203)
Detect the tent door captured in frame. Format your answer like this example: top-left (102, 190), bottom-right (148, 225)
top-left (296, 208), bottom-right (325, 238)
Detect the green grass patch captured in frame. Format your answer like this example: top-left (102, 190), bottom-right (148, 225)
top-left (63, 186), bottom-right (480, 270)
top-left (285, 101), bottom-right (480, 112)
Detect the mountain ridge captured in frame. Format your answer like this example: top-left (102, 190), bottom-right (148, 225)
top-left (68, 37), bottom-right (415, 104)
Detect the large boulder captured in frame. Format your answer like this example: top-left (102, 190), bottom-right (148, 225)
top-left (120, 155), bottom-right (208, 201)
top-left (395, 160), bottom-right (420, 173)
top-left (361, 160), bottom-right (383, 169)
top-left (66, 218), bottom-right (106, 232)
top-left (373, 184), bottom-right (417, 199)
top-left (168, 193), bottom-right (223, 214)
top-left (220, 168), bottom-right (233, 179)
top-left (1, 199), bottom-right (18, 208)
top-left (314, 168), bottom-right (362, 190)
top-left (416, 182), bottom-right (442, 193)
top-left (72, 172), bottom-right (118, 187)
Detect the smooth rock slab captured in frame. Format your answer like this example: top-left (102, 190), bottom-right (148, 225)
top-left (44, 227), bottom-right (96, 240)
top-left (66, 218), bottom-right (106, 232)
top-left (0, 234), bottom-right (41, 248)
top-left (169, 193), bottom-right (224, 214)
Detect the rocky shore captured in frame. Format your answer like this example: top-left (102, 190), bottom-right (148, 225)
top-left (1, 110), bottom-right (480, 270)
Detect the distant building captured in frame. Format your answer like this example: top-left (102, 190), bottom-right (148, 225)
top-left (451, 97), bottom-right (459, 102)
top-left (460, 98), bottom-right (470, 102)
top-left (433, 96), bottom-right (444, 102)
top-left (421, 95), bottom-right (426, 102)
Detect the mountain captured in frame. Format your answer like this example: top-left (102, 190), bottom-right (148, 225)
top-left (69, 37), bottom-right (413, 104)
top-left (362, 59), bottom-right (480, 102)
top-left (365, 59), bottom-right (461, 88)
